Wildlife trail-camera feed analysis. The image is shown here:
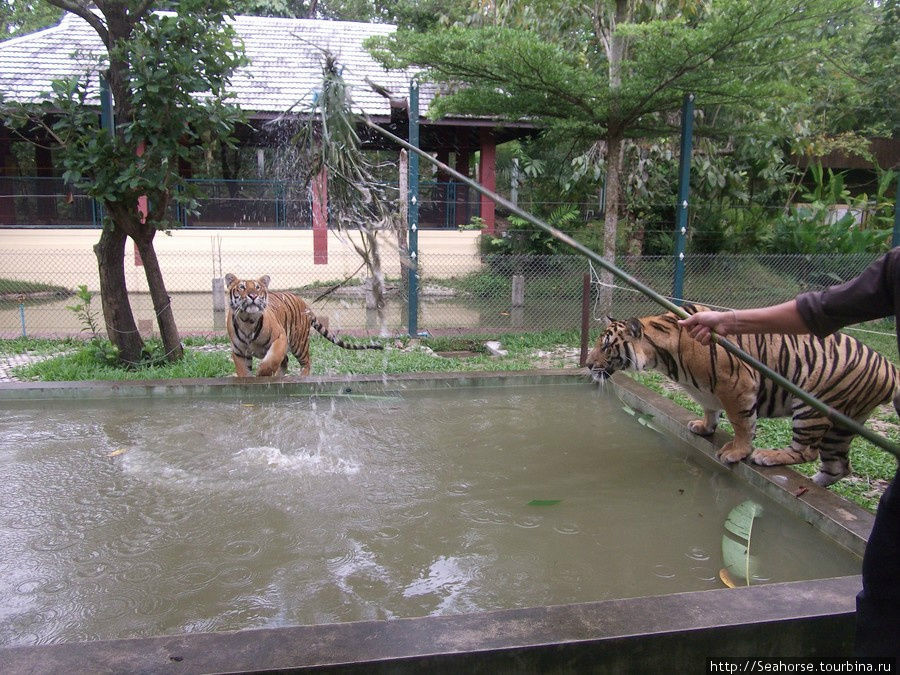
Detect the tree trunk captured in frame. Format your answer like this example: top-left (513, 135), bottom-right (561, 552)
top-left (598, 130), bottom-right (624, 316)
top-left (93, 225), bottom-right (144, 364)
top-left (363, 229), bottom-right (389, 337)
top-left (134, 232), bottom-right (184, 362)
top-left (594, 0), bottom-right (631, 317)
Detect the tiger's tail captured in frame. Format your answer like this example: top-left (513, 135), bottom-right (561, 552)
top-left (310, 313), bottom-right (383, 351)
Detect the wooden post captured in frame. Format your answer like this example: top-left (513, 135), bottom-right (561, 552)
top-left (212, 277), bottom-right (226, 312)
top-left (511, 275), bottom-right (525, 307)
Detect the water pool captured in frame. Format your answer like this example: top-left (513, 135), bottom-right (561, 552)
top-left (0, 376), bottom-right (861, 648)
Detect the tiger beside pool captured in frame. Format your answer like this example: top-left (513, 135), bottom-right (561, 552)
top-left (586, 303), bottom-right (899, 487)
top-left (225, 273), bottom-right (382, 377)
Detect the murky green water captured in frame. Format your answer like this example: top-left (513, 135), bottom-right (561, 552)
top-left (0, 383), bottom-right (860, 646)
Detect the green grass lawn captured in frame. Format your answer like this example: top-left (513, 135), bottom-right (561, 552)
top-left (5, 330), bottom-right (582, 382)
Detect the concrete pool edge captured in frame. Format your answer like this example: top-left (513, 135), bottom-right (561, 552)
top-left (0, 576), bottom-right (859, 674)
top-left (0, 369), bottom-right (587, 400)
top-left (0, 370), bottom-right (870, 671)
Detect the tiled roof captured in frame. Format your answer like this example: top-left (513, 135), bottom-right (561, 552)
top-left (0, 12), bottom-right (430, 118)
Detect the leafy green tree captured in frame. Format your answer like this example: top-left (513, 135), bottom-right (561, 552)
top-left (291, 55), bottom-right (401, 335)
top-left (3, 1), bottom-right (246, 364)
top-left (369, 0), bottom-right (863, 276)
top-left (233, 0), bottom-right (470, 27)
top-left (850, 0), bottom-right (899, 136)
top-left (0, 0), bottom-right (61, 38)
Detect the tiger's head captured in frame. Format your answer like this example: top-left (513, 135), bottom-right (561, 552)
top-left (585, 317), bottom-right (648, 382)
top-left (585, 304), bottom-right (708, 382)
top-left (225, 273), bottom-right (271, 317)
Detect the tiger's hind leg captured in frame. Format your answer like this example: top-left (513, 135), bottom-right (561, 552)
top-left (287, 331), bottom-right (312, 376)
top-left (750, 406), bottom-right (828, 473)
top-left (810, 426), bottom-right (855, 487)
top-left (290, 341), bottom-right (311, 376)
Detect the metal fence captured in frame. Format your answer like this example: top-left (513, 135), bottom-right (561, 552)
top-left (0, 247), bottom-right (886, 341)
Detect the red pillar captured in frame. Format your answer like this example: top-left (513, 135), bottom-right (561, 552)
top-left (312, 167), bottom-right (328, 265)
top-left (478, 129), bottom-right (496, 235)
top-left (134, 141), bottom-right (147, 266)
top-left (454, 150), bottom-right (469, 227)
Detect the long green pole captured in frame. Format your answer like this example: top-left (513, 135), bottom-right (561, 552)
top-left (672, 93), bottom-right (694, 304)
top-left (362, 116), bottom-right (900, 460)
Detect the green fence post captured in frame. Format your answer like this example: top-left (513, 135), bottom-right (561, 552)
top-left (672, 93), bottom-right (694, 305)
top-left (408, 79), bottom-right (420, 337)
top-left (100, 74), bottom-right (113, 139)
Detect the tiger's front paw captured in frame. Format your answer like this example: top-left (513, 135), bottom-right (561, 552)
top-left (688, 419), bottom-right (716, 436)
top-left (717, 440), bottom-right (751, 464)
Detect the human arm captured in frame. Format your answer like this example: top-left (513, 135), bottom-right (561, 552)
top-left (677, 300), bottom-right (810, 346)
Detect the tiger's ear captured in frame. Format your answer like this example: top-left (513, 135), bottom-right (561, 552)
top-left (626, 318), bottom-right (643, 338)
top-left (225, 273), bottom-right (236, 287)
top-left (258, 275), bottom-right (271, 288)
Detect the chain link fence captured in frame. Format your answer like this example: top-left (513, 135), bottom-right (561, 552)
top-left (0, 243), bottom-right (887, 341)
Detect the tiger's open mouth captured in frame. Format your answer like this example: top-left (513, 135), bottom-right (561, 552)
top-left (588, 366), bottom-right (611, 382)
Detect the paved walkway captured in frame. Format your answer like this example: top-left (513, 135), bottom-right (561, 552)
top-left (0, 352), bottom-right (55, 382)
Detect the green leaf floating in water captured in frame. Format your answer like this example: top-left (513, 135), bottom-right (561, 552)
top-left (722, 500), bottom-right (764, 586)
top-left (528, 499), bottom-right (562, 507)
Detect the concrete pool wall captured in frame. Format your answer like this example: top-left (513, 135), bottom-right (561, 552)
top-left (0, 370), bottom-right (872, 673)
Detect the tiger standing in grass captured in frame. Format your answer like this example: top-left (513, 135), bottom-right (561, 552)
top-left (225, 273), bottom-right (382, 377)
top-left (585, 302), bottom-right (899, 487)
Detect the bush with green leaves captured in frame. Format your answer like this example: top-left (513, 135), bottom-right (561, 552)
top-left (767, 165), bottom-right (893, 254)
top-left (66, 285), bottom-right (119, 366)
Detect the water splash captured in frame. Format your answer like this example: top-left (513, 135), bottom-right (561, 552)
top-left (236, 446), bottom-right (359, 476)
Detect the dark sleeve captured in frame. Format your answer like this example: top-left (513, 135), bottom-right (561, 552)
top-left (795, 249), bottom-right (900, 338)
